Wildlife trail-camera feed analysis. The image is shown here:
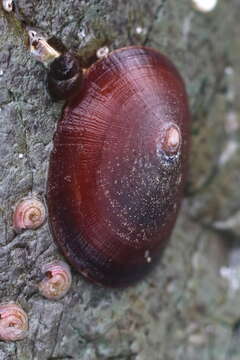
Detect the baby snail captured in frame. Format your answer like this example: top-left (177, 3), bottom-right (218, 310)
top-left (38, 261), bottom-right (72, 300)
top-left (29, 31), bottom-right (190, 287)
top-left (2, 0), bottom-right (14, 12)
top-left (13, 196), bottom-right (46, 231)
top-left (0, 303), bottom-right (28, 341)
top-left (29, 31), bottom-right (83, 100)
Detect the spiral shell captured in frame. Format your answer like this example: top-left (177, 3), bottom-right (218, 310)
top-left (96, 46), bottom-right (109, 59)
top-left (47, 52), bottom-right (84, 101)
top-left (0, 303), bottom-right (28, 341)
top-left (13, 196), bottom-right (46, 231)
top-left (38, 261), bottom-right (72, 300)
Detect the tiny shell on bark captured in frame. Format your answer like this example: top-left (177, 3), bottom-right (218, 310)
top-left (13, 196), bottom-right (46, 231)
top-left (0, 303), bottom-right (28, 341)
top-left (2, 0), bottom-right (13, 12)
top-left (38, 261), bottom-right (72, 300)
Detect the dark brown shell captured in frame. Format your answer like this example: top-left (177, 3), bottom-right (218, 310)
top-left (47, 52), bottom-right (83, 101)
top-left (47, 46), bottom-right (190, 287)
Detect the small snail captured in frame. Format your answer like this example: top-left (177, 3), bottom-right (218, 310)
top-left (2, 0), bottom-right (13, 12)
top-left (38, 260), bottom-right (72, 300)
top-left (29, 31), bottom-right (83, 100)
top-left (13, 196), bottom-right (46, 231)
top-left (0, 303), bottom-right (28, 341)
top-left (30, 33), bottom-right (190, 287)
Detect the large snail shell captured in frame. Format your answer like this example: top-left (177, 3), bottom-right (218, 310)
top-left (47, 46), bottom-right (190, 287)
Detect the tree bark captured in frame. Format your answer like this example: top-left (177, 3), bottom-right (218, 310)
top-left (0, 0), bottom-right (240, 359)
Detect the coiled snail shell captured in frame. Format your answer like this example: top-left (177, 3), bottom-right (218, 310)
top-left (2, 0), bottom-right (13, 12)
top-left (38, 260), bottom-right (72, 300)
top-left (47, 46), bottom-right (190, 287)
top-left (47, 52), bottom-right (83, 100)
top-left (0, 303), bottom-right (28, 341)
top-left (13, 196), bottom-right (46, 231)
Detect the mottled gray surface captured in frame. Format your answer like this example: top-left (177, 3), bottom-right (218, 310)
top-left (0, 0), bottom-right (240, 359)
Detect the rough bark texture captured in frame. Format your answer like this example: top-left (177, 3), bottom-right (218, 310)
top-left (0, 0), bottom-right (240, 359)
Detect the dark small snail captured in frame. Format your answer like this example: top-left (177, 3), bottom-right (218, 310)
top-left (47, 52), bottom-right (84, 100)
top-left (29, 31), bottom-right (83, 101)
top-left (30, 34), bottom-right (190, 287)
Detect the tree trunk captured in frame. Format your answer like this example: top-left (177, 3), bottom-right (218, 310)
top-left (0, 0), bottom-right (240, 359)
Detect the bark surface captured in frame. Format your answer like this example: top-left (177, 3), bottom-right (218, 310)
top-left (0, 0), bottom-right (240, 359)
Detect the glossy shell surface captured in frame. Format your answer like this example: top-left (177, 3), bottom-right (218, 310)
top-left (47, 46), bottom-right (190, 287)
